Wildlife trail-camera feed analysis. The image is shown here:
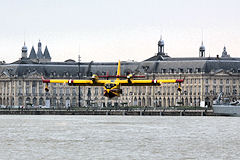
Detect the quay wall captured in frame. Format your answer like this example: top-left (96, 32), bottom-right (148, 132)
top-left (0, 109), bottom-right (217, 116)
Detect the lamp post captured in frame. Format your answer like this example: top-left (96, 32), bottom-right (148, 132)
top-left (78, 55), bottom-right (81, 108)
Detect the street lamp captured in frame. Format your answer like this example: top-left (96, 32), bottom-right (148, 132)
top-left (78, 55), bottom-right (81, 108)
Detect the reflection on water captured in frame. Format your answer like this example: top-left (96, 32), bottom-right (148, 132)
top-left (0, 115), bottom-right (240, 160)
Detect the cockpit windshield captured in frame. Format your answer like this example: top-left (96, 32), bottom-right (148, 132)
top-left (105, 83), bottom-right (116, 89)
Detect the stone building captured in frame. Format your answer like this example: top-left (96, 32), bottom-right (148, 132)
top-left (1, 39), bottom-right (240, 108)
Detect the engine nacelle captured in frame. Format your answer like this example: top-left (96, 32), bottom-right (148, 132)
top-left (127, 74), bottom-right (133, 83)
top-left (45, 83), bottom-right (49, 92)
top-left (91, 74), bottom-right (99, 82)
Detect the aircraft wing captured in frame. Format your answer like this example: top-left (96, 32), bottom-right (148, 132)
top-left (118, 79), bottom-right (184, 86)
top-left (42, 77), bottom-right (108, 86)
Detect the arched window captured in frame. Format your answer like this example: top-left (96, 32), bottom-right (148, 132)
top-left (171, 97), bottom-right (174, 106)
top-left (159, 98), bottom-right (162, 107)
top-left (148, 98), bottom-right (151, 106)
top-left (133, 97), bottom-right (137, 106)
top-left (142, 97), bottom-right (145, 106)
top-left (185, 98), bottom-right (188, 106)
top-left (167, 98), bottom-right (170, 107)
top-left (72, 97), bottom-right (76, 107)
top-left (60, 97), bottom-right (64, 106)
top-left (33, 97), bottom-right (37, 106)
top-left (39, 98), bottom-right (44, 106)
top-left (18, 97), bottom-right (23, 106)
top-left (138, 97), bottom-right (141, 106)
top-left (163, 98), bottom-right (166, 107)
top-left (26, 97), bottom-right (31, 105)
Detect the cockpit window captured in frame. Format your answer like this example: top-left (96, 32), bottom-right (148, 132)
top-left (105, 83), bottom-right (116, 89)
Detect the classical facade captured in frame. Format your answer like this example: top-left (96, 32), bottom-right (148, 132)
top-left (1, 39), bottom-right (240, 108)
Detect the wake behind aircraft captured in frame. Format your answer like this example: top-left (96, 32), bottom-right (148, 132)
top-left (42, 61), bottom-right (184, 98)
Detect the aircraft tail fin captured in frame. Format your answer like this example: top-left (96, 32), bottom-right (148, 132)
top-left (116, 60), bottom-right (121, 80)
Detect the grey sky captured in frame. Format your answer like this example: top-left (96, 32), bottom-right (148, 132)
top-left (0, 0), bottom-right (239, 62)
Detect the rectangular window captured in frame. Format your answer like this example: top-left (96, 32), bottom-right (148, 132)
top-left (161, 69), bottom-right (166, 73)
top-left (32, 87), bottom-right (36, 94)
top-left (187, 68), bottom-right (192, 73)
top-left (39, 87), bottom-right (43, 94)
top-left (32, 81), bottom-right (36, 87)
top-left (213, 79), bottom-right (216, 84)
top-left (66, 88), bottom-right (70, 95)
top-left (213, 86), bottom-right (216, 94)
top-left (226, 86), bottom-right (230, 94)
top-left (53, 88), bottom-right (56, 94)
top-left (60, 88), bottom-right (63, 94)
top-left (219, 86), bottom-right (223, 92)
top-left (73, 88), bottom-right (76, 95)
top-left (196, 68), bottom-right (201, 73)
top-left (220, 79), bottom-right (223, 84)
top-left (233, 86), bottom-right (237, 95)
top-left (149, 87), bottom-right (152, 94)
top-left (18, 87), bottom-right (22, 94)
top-left (179, 68), bottom-right (183, 73)
top-left (95, 88), bottom-right (98, 96)
top-left (26, 87), bottom-right (29, 94)
top-left (233, 79), bottom-right (236, 84)
top-left (226, 79), bottom-right (229, 84)
top-left (170, 69), bottom-right (174, 73)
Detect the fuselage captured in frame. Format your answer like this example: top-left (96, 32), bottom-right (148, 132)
top-left (103, 82), bottom-right (122, 98)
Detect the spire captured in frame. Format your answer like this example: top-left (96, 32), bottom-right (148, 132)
top-left (43, 46), bottom-right (51, 60)
top-left (29, 46), bottom-right (37, 59)
top-left (199, 41), bottom-right (205, 57)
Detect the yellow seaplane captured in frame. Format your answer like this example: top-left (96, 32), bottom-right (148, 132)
top-left (42, 61), bottom-right (184, 98)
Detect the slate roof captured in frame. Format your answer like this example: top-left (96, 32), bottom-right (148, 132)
top-left (1, 56), bottom-right (240, 79)
top-left (36, 48), bottom-right (43, 59)
top-left (29, 46), bottom-right (37, 59)
top-left (43, 46), bottom-right (51, 59)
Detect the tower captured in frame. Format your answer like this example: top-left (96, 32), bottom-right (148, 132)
top-left (221, 46), bottom-right (230, 58)
top-left (36, 40), bottom-right (43, 59)
top-left (158, 36), bottom-right (164, 54)
top-left (199, 41), bottom-right (205, 57)
top-left (21, 42), bottom-right (28, 59)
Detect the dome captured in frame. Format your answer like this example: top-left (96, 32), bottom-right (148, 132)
top-left (199, 45), bottom-right (205, 51)
top-left (199, 42), bottom-right (205, 51)
top-left (158, 39), bottom-right (164, 46)
top-left (21, 42), bottom-right (27, 53)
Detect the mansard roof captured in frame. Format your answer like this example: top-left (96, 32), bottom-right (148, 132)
top-left (1, 56), bottom-right (240, 78)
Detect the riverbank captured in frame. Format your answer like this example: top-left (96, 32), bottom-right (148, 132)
top-left (0, 109), bottom-right (217, 116)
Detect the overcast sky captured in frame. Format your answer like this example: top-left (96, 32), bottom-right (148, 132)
top-left (0, 0), bottom-right (239, 63)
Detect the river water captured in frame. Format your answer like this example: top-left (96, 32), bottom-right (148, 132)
top-left (0, 115), bottom-right (240, 160)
